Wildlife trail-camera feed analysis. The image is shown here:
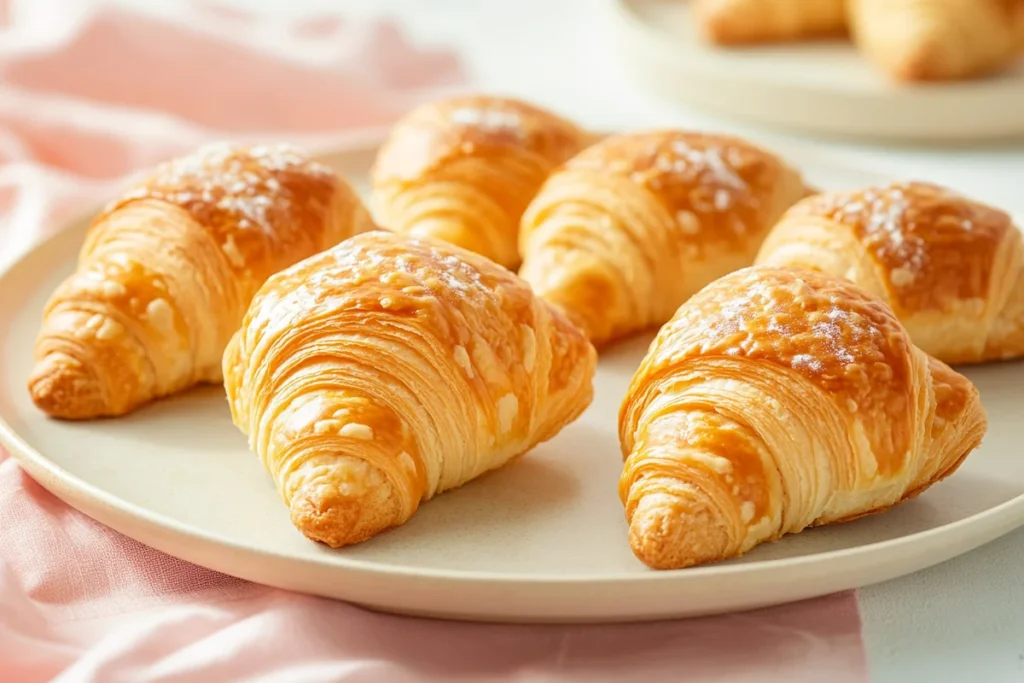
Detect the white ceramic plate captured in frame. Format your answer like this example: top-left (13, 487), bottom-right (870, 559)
top-left (2, 139), bottom-right (1023, 624)
top-left (611, 0), bottom-right (1024, 142)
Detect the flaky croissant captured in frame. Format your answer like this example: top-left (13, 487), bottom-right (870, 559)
top-left (29, 143), bottom-right (372, 420)
top-left (619, 266), bottom-right (987, 570)
top-left (694, 0), bottom-right (847, 45)
top-left (369, 95), bottom-right (593, 270)
top-left (222, 231), bottom-right (597, 548)
top-left (518, 130), bottom-right (810, 348)
top-left (756, 181), bottom-right (1024, 365)
top-left (847, 0), bottom-right (1024, 81)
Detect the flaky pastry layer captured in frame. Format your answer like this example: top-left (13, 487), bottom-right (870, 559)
top-left (370, 95), bottom-right (593, 270)
top-left (518, 130), bottom-right (810, 347)
top-left (619, 266), bottom-right (987, 570)
top-left (29, 143), bottom-right (371, 419)
top-left (757, 180), bottom-right (1024, 364)
top-left (223, 231), bottom-right (596, 548)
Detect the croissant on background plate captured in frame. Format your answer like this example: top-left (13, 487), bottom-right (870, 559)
top-left (757, 181), bottom-right (1024, 365)
top-left (223, 231), bottom-right (597, 548)
top-left (692, 0), bottom-right (1024, 82)
top-left (28, 143), bottom-right (373, 420)
top-left (518, 130), bottom-right (810, 348)
top-left (693, 0), bottom-right (847, 45)
top-left (370, 95), bottom-right (594, 270)
top-left (847, 0), bottom-right (1024, 81)
top-left (619, 266), bottom-right (988, 570)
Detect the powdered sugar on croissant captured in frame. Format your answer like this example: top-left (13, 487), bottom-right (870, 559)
top-left (29, 142), bottom-right (372, 419)
top-left (757, 181), bottom-right (1024, 364)
top-left (519, 130), bottom-right (810, 347)
top-left (223, 231), bottom-right (596, 548)
top-left (370, 95), bottom-right (593, 270)
top-left (619, 266), bottom-right (987, 570)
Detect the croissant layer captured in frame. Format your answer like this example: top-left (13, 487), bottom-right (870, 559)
top-left (519, 130), bottom-right (810, 347)
top-left (371, 95), bottom-right (593, 270)
top-left (223, 231), bottom-right (597, 548)
top-left (757, 180), bottom-right (1024, 365)
top-left (28, 143), bottom-right (372, 420)
top-left (619, 266), bottom-right (987, 570)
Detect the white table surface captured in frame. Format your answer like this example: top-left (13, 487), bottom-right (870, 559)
top-left (111, 0), bottom-right (1024, 680)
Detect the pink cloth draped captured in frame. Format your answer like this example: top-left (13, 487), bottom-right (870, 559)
top-left (0, 1), bottom-right (869, 680)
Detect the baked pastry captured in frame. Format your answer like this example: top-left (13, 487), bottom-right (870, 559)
top-left (222, 230), bottom-right (597, 548)
top-left (619, 266), bottom-right (987, 570)
top-left (694, 0), bottom-right (847, 45)
top-left (369, 95), bottom-right (593, 270)
top-left (847, 0), bottom-right (1024, 81)
top-left (29, 143), bottom-right (372, 420)
top-left (518, 130), bottom-right (810, 347)
top-left (756, 181), bottom-right (1024, 365)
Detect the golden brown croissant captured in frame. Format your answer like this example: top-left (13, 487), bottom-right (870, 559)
top-left (369, 95), bottom-right (593, 270)
top-left (694, 0), bottom-right (847, 45)
top-left (756, 181), bottom-right (1024, 365)
top-left (222, 230), bottom-right (597, 548)
top-left (29, 143), bottom-right (372, 420)
top-left (847, 0), bottom-right (1024, 81)
top-left (518, 130), bottom-right (810, 348)
top-left (619, 266), bottom-right (987, 570)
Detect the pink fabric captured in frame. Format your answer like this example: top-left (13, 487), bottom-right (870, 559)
top-left (0, 1), bottom-right (869, 680)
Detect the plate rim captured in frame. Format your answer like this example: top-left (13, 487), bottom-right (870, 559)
top-left (2, 135), bottom-right (1024, 595)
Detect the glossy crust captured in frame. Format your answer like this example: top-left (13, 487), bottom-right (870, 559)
top-left (29, 143), bottom-right (373, 420)
top-left (223, 231), bottom-right (597, 548)
top-left (694, 0), bottom-right (847, 45)
top-left (618, 266), bottom-right (987, 570)
top-left (847, 0), bottom-right (1024, 81)
top-left (518, 130), bottom-right (810, 348)
top-left (370, 95), bottom-right (593, 270)
top-left (757, 181), bottom-right (1024, 364)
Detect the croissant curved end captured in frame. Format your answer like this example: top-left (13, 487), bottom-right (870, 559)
top-left (627, 491), bottom-right (732, 571)
top-left (28, 351), bottom-right (109, 420)
top-left (288, 457), bottom-right (404, 549)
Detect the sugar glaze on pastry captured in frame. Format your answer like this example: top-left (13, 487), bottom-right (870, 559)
top-left (223, 231), bottom-right (597, 548)
top-left (518, 130), bottom-right (810, 347)
top-left (757, 181), bottom-right (1024, 364)
top-left (28, 142), bottom-right (372, 419)
top-left (619, 266), bottom-right (987, 570)
top-left (370, 95), bottom-right (593, 270)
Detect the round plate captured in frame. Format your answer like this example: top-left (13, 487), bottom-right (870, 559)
top-left (611, 0), bottom-right (1024, 142)
top-left (2, 139), bottom-right (1023, 624)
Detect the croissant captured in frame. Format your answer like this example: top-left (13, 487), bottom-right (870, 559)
top-left (847, 0), bottom-right (1024, 81)
top-left (369, 95), bottom-right (593, 270)
top-left (619, 266), bottom-right (987, 570)
top-left (518, 130), bottom-right (810, 348)
top-left (756, 181), bottom-right (1024, 365)
top-left (693, 0), bottom-right (847, 45)
top-left (29, 143), bottom-right (372, 420)
top-left (222, 230), bottom-right (597, 548)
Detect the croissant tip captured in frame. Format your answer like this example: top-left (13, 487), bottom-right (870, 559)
top-left (28, 353), bottom-right (108, 420)
top-left (289, 465), bottom-right (403, 549)
top-left (627, 494), bottom-right (732, 571)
